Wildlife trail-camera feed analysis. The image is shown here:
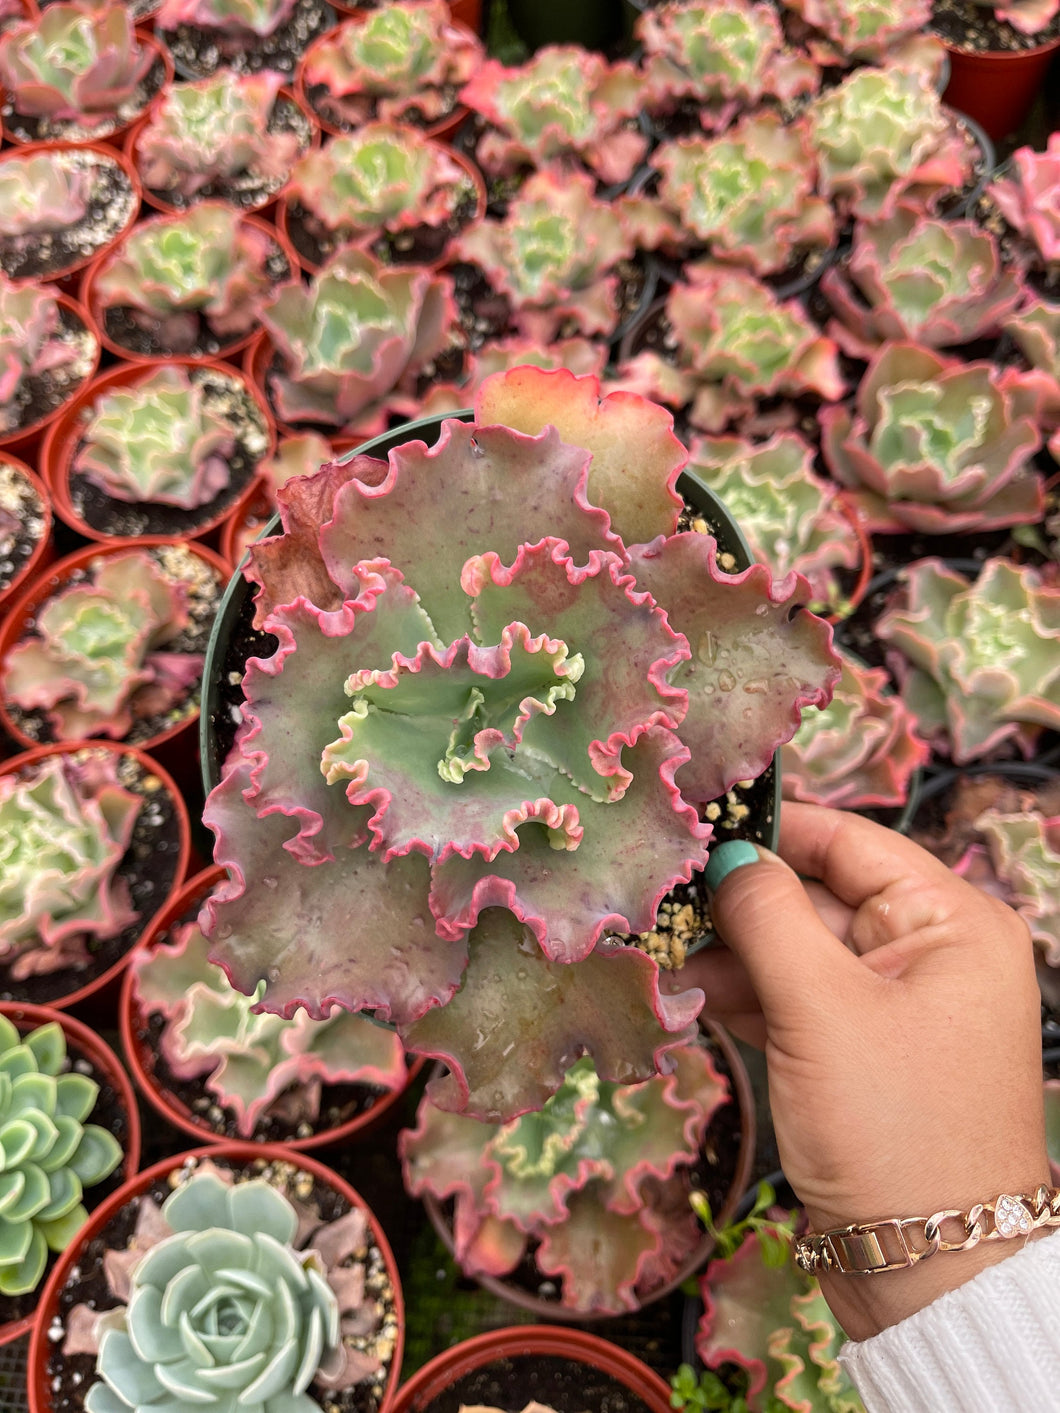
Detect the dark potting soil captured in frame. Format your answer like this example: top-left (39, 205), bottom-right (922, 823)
top-left (4, 542), bottom-right (223, 750)
top-left (0, 460), bottom-right (45, 598)
top-left (66, 367), bottom-right (269, 539)
top-left (1043, 998), bottom-right (1060, 1077)
top-left (907, 768), bottom-right (1060, 867)
top-left (0, 150), bottom-right (137, 284)
top-left (932, 0), bottom-right (1060, 51)
top-left (284, 177), bottom-right (480, 271)
top-left (412, 1354), bottom-right (655, 1413)
top-left (972, 187), bottom-right (1060, 299)
top-left (142, 94), bottom-right (314, 211)
top-left (159, 0), bottom-right (335, 78)
top-left (44, 1155), bottom-right (399, 1413)
top-left (0, 303), bottom-right (96, 440)
top-left (1, 52), bottom-right (168, 144)
top-left (100, 238), bottom-right (292, 360)
top-left (0, 746), bottom-right (184, 1006)
top-left (451, 260), bottom-right (513, 351)
top-left (305, 79), bottom-right (464, 136)
top-left (0, 1039), bottom-right (131, 1331)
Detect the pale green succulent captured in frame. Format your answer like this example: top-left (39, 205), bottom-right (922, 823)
top-left (0, 1013), bottom-right (122, 1296)
top-left (973, 811), bottom-right (1060, 966)
top-left (85, 1170), bottom-right (343, 1413)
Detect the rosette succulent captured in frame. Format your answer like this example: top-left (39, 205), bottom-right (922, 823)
top-left (0, 751), bottom-right (141, 980)
top-left (876, 557), bottom-right (1060, 763)
top-left (134, 70), bottom-right (304, 206)
top-left (0, 276), bottom-right (85, 436)
top-left (807, 65), bottom-right (976, 219)
top-left (781, 0), bottom-right (931, 62)
top-left (0, 1013), bottom-right (122, 1295)
top-left (961, 811), bottom-right (1060, 966)
top-left (452, 166), bottom-right (636, 344)
top-left (981, 0), bottom-right (1060, 35)
top-left (636, 0), bottom-right (820, 124)
top-left (686, 432), bottom-right (861, 614)
top-left (78, 1167), bottom-right (382, 1412)
top-left (1005, 298), bottom-right (1060, 428)
top-left (72, 367), bottom-right (236, 510)
top-left (821, 205), bottom-right (1025, 358)
top-left (0, 151), bottom-right (89, 237)
top-left (260, 247), bottom-right (456, 433)
top-left (92, 203), bottom-right (284, 355)
top-left (131, 912), bottom-right (407, 1137)
top-left (990, 135), bottom-right (1060, 271)
top-left (0, 3), bottom-right (154, 133)
top-left (156, 0), bottom-right (298, 36)
top-left (1, 547), bottom-right (207, 741)
top-left (781, 650), bottom-right (928, 811)
top-left (820, 342), bottom-right (1045, 534)
top-left (634, 113), bottom-right (834, 278)
top-left (200, 366), bottom-right (839, 1122)
top-left (616, 266), bottom-right (844, 433)
top-left (301, 2), bottom-right (484, 134)
top-left (400, 1040), bottom-right (728, 1314)
top-left (460, 45), bottom-right (646, 185)
top-left (419, 337), bottom-right (608, 418)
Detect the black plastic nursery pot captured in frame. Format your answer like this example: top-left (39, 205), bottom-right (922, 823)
top-left (504, 0), bottom-right (632, 50)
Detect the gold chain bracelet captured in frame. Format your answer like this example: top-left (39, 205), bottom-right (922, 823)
top-left (793, 1185), bottom-right (1060, 1276)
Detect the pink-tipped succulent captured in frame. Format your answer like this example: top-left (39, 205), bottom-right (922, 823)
top-left (1, 547), bottom-right (206, 741)
top-left (821, 205), bottom-right (1025, 358)
top-left (134, 70), bottom-right (304, 205)
top-left (0, 2), bottom-right (154, 133)
top-left (781, 0), bottom-right (932, 62)
top-left (260, 247), bottom-right (457, 434)
top-left (1005, 298), bottom-right (1060, 429)
top-left (782, 649), bottom-right (928, 811)
top-left (259, 432), bottom-right (333, 497)
top-left (821, 342), bottom-right (1045, 535)
top-left (627, 113), bottom-right (834, 278)
top-left (983, 0), bottom-right (1060, 34)
top-left (636, 0), bottom-right (819, 127)
top-left (93, 203), bottom-right (283, 355)
top-left (807, 65), bottom-right (977, 220)
top-left (301, 1), bottom-right (484, 134)
top-left (0, 751), bottom-right (141, 981)
top-left (686, 431), bottom-right (861, 614)
top-left (451, 166), bottom-right (636, 344)
top-left (991, 134), bottom-right (1060, 271)
top-left (72, 366), bottom-right (236, 510)
top-left (876, 557), bottom-right (1060, 763)
top-left (0, 151), bottom-right (90, 237)
top-left (615, 265), bottom-right (844, 433)
top-left (131, 913), bottom-right (407, 1136)
top-left (0, 275), bottom-right (86, 436)
top-left (400, 1040), bottom-right (728, 1314)
top-left (956, 811), bottom-right (1060, 966)
top-left (156, 0), bottom-right (297, 37)
top-left (200, 366), bottom-right (839, 1122)
top-left (460, 45), bottom-right (646, 185)
top-left (418, 337), bottom-right (608, 417)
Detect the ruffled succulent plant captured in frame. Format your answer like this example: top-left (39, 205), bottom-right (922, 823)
top-left (301, 1), bottom-right (484, 134)
top-left (807, 65), bottom-right (977, 220)
top-left (782, 650), bottom-right (928, 811)
top-left (0, 275), bottom-right (85, 436)
top-left (200, 366), bottom-right (839, 1122)
top-left (957, 810), bottom-right (1060, 966)
top-left (0, 1013), bottom-right (122, 1296)
top-left (401, 1040), bottom-right (728, 1314)
top-left (629, 113), bottom-right (834, 278)
top-left (76, 1166), bottom-right (383, 1413)
top-left (131, 913), bottom-right (407, 1137)
top-left (72, 366), bottom-right (235, 510)
top-left (0, 151), bottom-right (89, 237)
top-left (0, 3), bottom-right (154, 133)
top-left (876, 557), bottom-right (1060, 763)
top-left (1004, 298), bottom-right (1060, 430)
top-left (92, 203), bottom-right (283, 355)
top-left (418, 337), bottom-right (608, 417)
top-left (821, 205), bottom-right (1025, 358)
top-left (695, 1222), bottom-right (865, 1412)
top-left (686, 432), bottom-right (861, 614)
top-left (283, 122), bottom-right (475, 259)
top-left (991, 135), bottom-right (1060, 271)
top-left (820, 341), bottom-right (1045, 535)
top-left (460, 45), bottom-right (646, 185)
top-left (260, 247), bottom-right (456, 433)
top-left (636, 0), bottom-right (820, 125)
top-left (616, 265), bottom-right (844, 433)
top-left (1, 547), bottom-right (207, 742)
top-left (452, 166), bottom-right (636, 344)
top-left (0, 751), bottom-right (141, 981)
top-left (156, 0), bottom-right (297, 36)
top-left (258, 432), bottom-right (333, 497)
top-left (781, 0), bottom-right (931, 62)
top-left (134, 70), bottom-right (304, 205)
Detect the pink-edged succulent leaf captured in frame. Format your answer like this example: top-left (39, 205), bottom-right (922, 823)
top-left (973, 811), bottom-right (1060, 965)
top-left (404, 907), bottom-right (703, 1122)
top-left (418, 337), bottom-right (608, 418)
top-left (475, 366), bottom-right (685, 548)
top-left (994, 0), bottom-right (1060, 36)
top-left (534, 1191), bottom-right (665, 1315)
top-left (627, 536), bottom-right (840, 803)
top-left (991, 133), bottom-right (1060, 266)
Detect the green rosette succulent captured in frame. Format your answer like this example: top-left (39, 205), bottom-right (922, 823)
top-left (0, 1014), bottom-right (122, 1296)
top-left (960, 811), bottom-right (1060, 966)
top-left (782, 0), bottom-right (932, 63)
top-left (0, 151), bottom-right (89, 236)
top-left (876, 557), bottom-right (1060, 763)
top-left (0, 274), bottom-right (86, 436)
top-left (990, 133), bottom-right (1060, 268)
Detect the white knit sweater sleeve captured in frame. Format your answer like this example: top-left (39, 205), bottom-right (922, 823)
top-left (838, 1228), bottom-right (1060, 1412)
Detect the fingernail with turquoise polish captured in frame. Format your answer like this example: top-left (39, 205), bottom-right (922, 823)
top-left (704, 840), bottom-right (760, 896)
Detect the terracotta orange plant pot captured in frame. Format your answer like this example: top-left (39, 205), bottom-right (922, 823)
top-left (941, 36), bottom-right (1060, 143)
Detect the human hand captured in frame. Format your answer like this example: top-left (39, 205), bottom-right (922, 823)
top-left (680, 802), bottom-right (1051, 1340)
